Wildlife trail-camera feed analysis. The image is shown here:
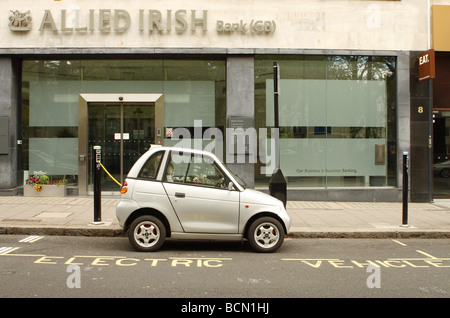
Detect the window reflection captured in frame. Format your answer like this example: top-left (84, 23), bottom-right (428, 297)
top-left (255, 55), bottom-right (397, 189)
top-left (21, 59), bottom-right (227, 188)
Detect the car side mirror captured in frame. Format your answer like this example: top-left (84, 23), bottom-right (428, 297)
top-left (228, 182), bottom-right (234, 191)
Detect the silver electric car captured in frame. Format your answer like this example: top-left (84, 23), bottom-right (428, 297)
top-left (116, 146), bottom-right (291, 253)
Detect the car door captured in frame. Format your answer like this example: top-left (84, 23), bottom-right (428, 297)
top-left (162, 150), bottom-right (240, 234)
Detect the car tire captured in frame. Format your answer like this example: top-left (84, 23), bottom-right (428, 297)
top-left (441, 169), bottom-right (449, 178)
top-left (128, 215), bottom-right (166, 252)
top-left (248, 217), bottom-right (285, 253)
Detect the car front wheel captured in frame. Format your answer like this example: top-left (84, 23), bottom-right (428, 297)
top-left (128, 215), bottom-right (166, 252)
top-left (248, 217), bottom-right (285, 253)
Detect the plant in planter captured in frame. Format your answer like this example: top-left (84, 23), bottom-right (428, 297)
top-left (25, 171), bottom-right (68, 196)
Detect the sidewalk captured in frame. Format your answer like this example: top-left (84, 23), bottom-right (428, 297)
top-left (0, 196), bottom-right (449, 238)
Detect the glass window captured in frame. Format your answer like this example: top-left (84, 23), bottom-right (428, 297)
top-left (165, 152), bottom-right (191, 183)
top-left (186, 154), bottom-right (227, 188)
top-left (255, 55), bottom-right (397, 189)
top-left (138, 151), bottom-right (164, 180)
top-left (21, 58), bottom-right (226, 189)
top-left (165, 152), bottom-right (228, 189)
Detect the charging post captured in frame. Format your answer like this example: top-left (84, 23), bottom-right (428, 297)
top-left (93, 145), bottom-right (103, 224)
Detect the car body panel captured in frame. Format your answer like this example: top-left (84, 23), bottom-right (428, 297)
top-left (163, 182), bottom-right (240, 233)
top-left (132, 179), bottom-right (184, 232)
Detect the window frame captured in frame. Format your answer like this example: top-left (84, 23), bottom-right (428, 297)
top-left (137, 150), bottom-right (165, 180)
top-left (163, 150), bottom-right (231, 190)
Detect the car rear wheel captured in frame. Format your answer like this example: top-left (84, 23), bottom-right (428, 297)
top-left (248, 217), bottom-right (285, 253)
top-left (128, 215), bottom-right (166, 252)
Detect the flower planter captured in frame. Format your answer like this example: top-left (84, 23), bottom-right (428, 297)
top-left (24, 184), bottom-right (67, 197)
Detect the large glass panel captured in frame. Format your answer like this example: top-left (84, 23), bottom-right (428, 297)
top-left (123, 104), bottom-right (155, 174)
top-left (87, 103), bottom-right (154, 191)
top-left (29, 138), bottom-right (78, 175)
top-left (88, 103), bottom-right (121, 191)
top-left (21, 58), bottom-right (226, 190)
top-left (255, 55), bottom-right (397, 189)
top-left (433, 111), bottom-right (450, 198)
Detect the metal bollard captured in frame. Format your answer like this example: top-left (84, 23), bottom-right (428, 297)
top-left (401, 152), bottom-right (409, 227)
top-left (269, 61), bottom-right (287, 207)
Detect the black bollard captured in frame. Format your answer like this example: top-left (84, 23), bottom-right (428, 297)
top-left (269, 61), bottom-right (287, 207)
top-left (401, 152), bottom-right (409, 227)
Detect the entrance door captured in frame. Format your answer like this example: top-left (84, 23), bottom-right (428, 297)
top-left (78, 94), bottom-right (164, 195)
top-left (433, 110), bottom-right (450, 198)
top-left (88, 103), bottom-right (155, 191)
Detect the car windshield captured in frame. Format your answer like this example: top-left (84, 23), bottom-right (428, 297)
top-left (223, 163), bottom-right (247, 189)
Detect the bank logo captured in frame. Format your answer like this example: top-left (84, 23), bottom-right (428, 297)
top-left (9, 10), bottom-right (32, 31)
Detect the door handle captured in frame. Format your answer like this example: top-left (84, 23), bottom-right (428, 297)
top-left (175, 192), bottom-right (185, 198)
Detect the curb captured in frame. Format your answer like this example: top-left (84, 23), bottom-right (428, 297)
top-left (288, 231), bottom-right (450, 239)
top-left (1, 226), bottom-right (449, 239)
top-left (0, 226), bottom-right (125, 237)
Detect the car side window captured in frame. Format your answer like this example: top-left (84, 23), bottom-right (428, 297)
top-left (138, 151), bottom-right (164, 180)
top-left (186, 154), bottom-right (227, 188)
top-left (165, 151), bottom-right (190, 183)
top-left (165, 151), bottom-right (228, 189)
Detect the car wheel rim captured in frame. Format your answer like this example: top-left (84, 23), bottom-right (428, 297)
top-left (134, 221), bottom-right (160, 248)
top-left (253, 222), bottom-right (279, 249)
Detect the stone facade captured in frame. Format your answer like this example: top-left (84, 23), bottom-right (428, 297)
top-left (1, 0), bottom-right (448, 201)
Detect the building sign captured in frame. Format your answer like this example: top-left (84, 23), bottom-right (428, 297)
top-left (8, 10), bottom-right (32, 31)
top-left (8, 9), bottom-right (276, 36)
top-left (418, 49), bottom-right (435, 82)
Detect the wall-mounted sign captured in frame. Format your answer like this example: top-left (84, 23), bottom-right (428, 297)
top-left (8, 8), bottom-right (275, 36)
top-left (114, 133), bottom-right (129, 140)
top-left (418, 49), bottom-right (435, 82)
top-left (8, 10), bottom-right (32, 31)
top-left (227, 117), bottom-right (254, 155)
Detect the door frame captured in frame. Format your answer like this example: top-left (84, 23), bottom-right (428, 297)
top-left (78, 93), bottom-right (164, 196)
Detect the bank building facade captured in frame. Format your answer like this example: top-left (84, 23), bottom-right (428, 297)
top-left (1, 0), bottom-right (449, 202)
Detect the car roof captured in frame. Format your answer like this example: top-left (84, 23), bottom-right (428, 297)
top-left (127, 145), bottom-right (245, 191)
top-left (148, 145), bottom-right (218, 157)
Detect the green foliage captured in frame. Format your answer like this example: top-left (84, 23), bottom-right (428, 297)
top-left (38, 175), bottom-right (50, 184)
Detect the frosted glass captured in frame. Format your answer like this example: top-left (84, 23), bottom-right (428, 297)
top-left (277, 139), bottom-right (386, 177)
top-left (266, 79), bottom-right (386, 127)
top-left (30, 81), bottom-right (80, 127)
top-left (29, 80), bottom-right (215, 127)
top-left (163, 81), bottom-right (215, 127)
top-left (29, 138), bottom-right (78, 175)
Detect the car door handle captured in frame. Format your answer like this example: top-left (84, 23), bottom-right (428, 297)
top-left (175, 192), bottom-right (185, 198)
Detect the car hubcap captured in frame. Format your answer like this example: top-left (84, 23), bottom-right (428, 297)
top-left (254, 222), bottom-right (279, 249)
top-left (134, 221), bottom-right (160, 248)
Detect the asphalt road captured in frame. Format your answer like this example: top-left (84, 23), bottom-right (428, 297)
top-left (0, 235), bottom-right (449, 302)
